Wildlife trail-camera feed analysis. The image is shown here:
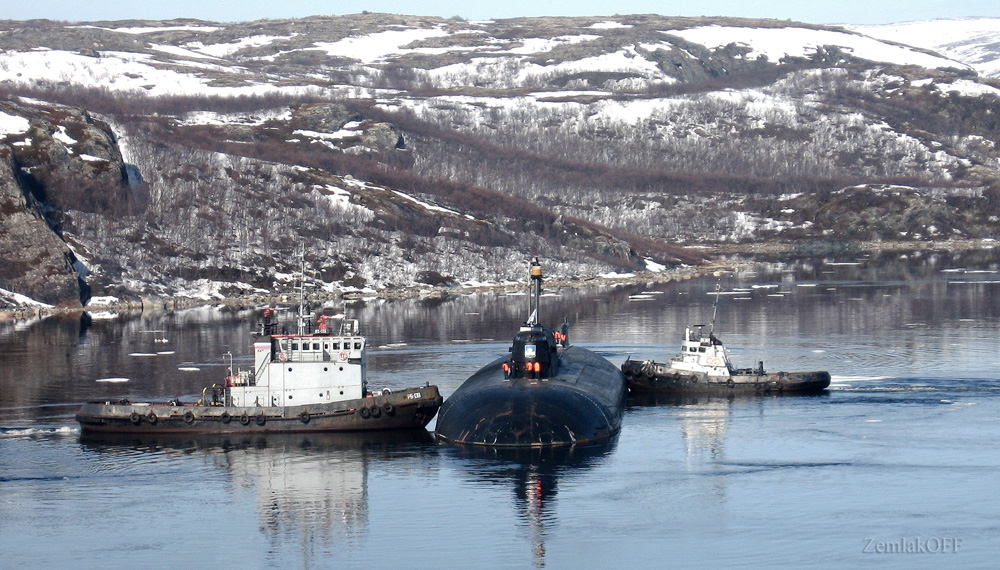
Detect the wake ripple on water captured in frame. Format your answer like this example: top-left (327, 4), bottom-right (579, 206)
top-left (830, 375), bottom-right (1000, 392)
top-left (0, 425), bottom-right (79, 439)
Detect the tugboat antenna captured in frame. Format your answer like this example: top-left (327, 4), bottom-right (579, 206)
top-left (296, 246), bottom-right (309, 335)
top-left (709, 281), bottom-right (722, 337)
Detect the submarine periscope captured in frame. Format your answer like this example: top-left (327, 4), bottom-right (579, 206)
top-left (435, 258), bottom-right (626, 447)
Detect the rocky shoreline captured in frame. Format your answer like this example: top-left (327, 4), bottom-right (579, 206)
top-left (2, 238), bottom-right (995, 323)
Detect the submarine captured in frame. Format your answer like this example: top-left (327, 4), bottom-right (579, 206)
top-left (435, 259), bottom-right (626, 447)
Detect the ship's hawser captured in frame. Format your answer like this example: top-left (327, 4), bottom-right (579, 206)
top-left (435, 259), bottom-right (625, 447)
top-left (77, 307), bottom-right (442, 434)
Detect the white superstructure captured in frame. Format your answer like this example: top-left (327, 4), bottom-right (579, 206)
top-left (227, 315), bottom-right (367, 407)
top-left (668, 326), bottom-right (734, 378)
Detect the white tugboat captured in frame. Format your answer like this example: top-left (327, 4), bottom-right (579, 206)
top-left (76, 305), bottom-right (442, 434)
top-left (621, 285), bottom-right (830, 395)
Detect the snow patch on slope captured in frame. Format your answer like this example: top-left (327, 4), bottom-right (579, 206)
top-left (848, 18), bottom-right (1000, 77)
top-left (0, 111), bottom-right (30, 136)
top-left (311, 27), bottom-right (451, 63)
top-left (671, 25), bottom-right (967, 70)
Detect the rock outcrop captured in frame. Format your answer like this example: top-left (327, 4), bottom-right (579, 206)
top-left (0, 143), bottom-right (85, 307)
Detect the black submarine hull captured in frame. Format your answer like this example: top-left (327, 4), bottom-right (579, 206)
top-left (436, 346), bottom-right (626, 447)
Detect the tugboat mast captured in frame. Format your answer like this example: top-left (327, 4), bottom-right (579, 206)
top-left (295, 247), bottom-right (311, 335)
top-left (709, 281), bottom-right (722, 337)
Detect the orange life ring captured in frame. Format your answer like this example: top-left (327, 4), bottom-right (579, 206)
top-left (278, 352), bottom-right (288, 362)
top-left (339, 351), bottom-right (349, 361)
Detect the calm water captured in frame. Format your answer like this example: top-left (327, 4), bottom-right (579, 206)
top-left (3, 250), bottom-right (1000, 568)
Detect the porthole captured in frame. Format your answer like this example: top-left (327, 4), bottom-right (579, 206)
top-left (288, 367), bottom-right (293, 372)
top-left (339, 367), bottom-right (344, 371)
top-left (324, 367), bottom-right (328, 372)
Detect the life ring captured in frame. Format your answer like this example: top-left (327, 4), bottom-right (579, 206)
top-left (147, 411), bottom-right (158, 425)
top-left (708, 357), bottom-right (722, 366)
top-left (370, 405), bottom-right (382, 418)
top-left (255, 412), bottom-right (267, 426)
top-left (300, 411), bottom-right (311, 424)
top-left (360, 406), bottom-right (371, 419)
top-left (339, 351), bottom-right (349, 361)
top-left (240, 412), bottom-right (250, 425)
top-left (220, 412), bottom-right (231, 424)
top-left (130, 411), bottom-right (141, 425)
top-left (183, 411), bottom-right (195, 424)
top-left (383, 402), bottom-right (394, 415)
top-left (278, 352), bottom-right (288, 362)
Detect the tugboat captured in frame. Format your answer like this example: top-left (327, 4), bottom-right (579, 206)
top-left (76, 304), bottom-right (443, 434)
top-left (435, 259), bottom-right (626, 447)
top-left (621, 285), bottom-right (830, 394)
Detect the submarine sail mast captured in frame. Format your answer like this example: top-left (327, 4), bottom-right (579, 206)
top-left (527, 257), bottom-right (543, 326)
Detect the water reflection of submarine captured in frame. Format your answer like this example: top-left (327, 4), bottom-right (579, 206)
top-left (446, 442), bottom-right (617, 568)
top-left (436, 259), bottom-right (626, 447)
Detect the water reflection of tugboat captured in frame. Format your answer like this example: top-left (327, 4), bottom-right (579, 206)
top-left (436, 259), bottom-right (626, 447)
top-left (622, 285), bottom-right (830, 395)
top-left (77, 302), bottom-right (443, 433)
top-left (80, 430), bottom-right (433, 552)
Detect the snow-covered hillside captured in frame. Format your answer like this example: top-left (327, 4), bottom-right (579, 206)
top-left (1, 14), bottom-right (999, 307)
top-left (848, 18), bottom-right (1000, 77)
top-left (0, 17), bottom-right (973, 98)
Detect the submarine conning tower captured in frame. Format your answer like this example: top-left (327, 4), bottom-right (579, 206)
top-left (435, 257), bottom-right (624, 447)
top-left (504, 258), bottom-right (567, 380)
